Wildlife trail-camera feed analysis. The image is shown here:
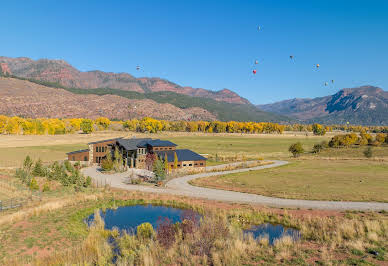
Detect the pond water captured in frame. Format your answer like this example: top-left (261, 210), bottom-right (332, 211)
top-left (86, 204), bottom-right (191, 233)
top-left (244, 223), bottom-right (301, 245)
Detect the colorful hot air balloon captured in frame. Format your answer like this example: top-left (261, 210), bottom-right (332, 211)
top-left (257, 26), bottom-right (261, 31)
top-left (331, 79), bottom-right (334, 83)
top-left (255, 60), bottom-right (258, 64)
top-left (253, 69), bottom-right (257, 74)
top-left (324, 82), bottom-right (328, 86)
top-left (136, 65), bottom-right (140, 70)
top-left (316, 64), bottom-right (320, 68)
top-left (289, 55), bottom-right (294, 60)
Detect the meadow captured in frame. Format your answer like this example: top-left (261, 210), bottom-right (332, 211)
top-left (190, 159), bottom-right (388, 202)
top-left (0, 131), bottom-right (330, 167)
top-left (0, 188), bottom-right (386, 265)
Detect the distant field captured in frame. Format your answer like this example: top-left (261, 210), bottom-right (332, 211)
top-left (190, 159), bottom-right (388, 202)
top-left (0, 131), bottom-right (330, 167)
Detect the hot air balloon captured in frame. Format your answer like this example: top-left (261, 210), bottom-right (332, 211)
top-left (331, 80), bottom-right (334, 83)
top-left (289, 55), bottom-right (294, 60)
top-left (324, 82), bottom-right (328, 86)
top-left (136, 65), bottom-right (140, 70)
top-left (255, 60), bottom-right (258, 64)
top-left (257, 26), bottom-right (261, 31)
top-left (315, 64), bottom-right (320, 69)
top-left (253, 70), bottom-right (257, 74)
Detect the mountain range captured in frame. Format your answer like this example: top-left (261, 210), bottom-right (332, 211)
top-left (0, 56), bottom-right (288, 122)
top-left (258, 86), bottom-right (388, 125)
top-left (1, 56), bottom-right (387, 125)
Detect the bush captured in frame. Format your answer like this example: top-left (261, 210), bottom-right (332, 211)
top-left (42, 182), bottom-right (50, 192)
top-left (32, 159), bottom-right (46, 177)
top-left (363, 147), bottom-right (373, 158)
top-left (329, 133), bottom-right (358, 148)
top-left (288, 142), bottom-right (304, 157)
top-left (153, 158), bottom-right (166, 181)
top-left (312, 143), bottom-right (323, 154)
top-left (23, 155), bottom-right (34, 173)
top-left (15, 168), bottom-right (31, 184)
top-left (137, 222), bottom-right (155, 240)
top-left (84, 176), bottom-right (92, 187)
top-left (29, 178), bottom-right (39, 190)
top-left (375, 133), bottom-right (386, 143)
top-left (101, 157), bottom-right (114, 171)
top-left (312, 123), bottom-right (326, 136)
top-left (156, 218), bottom-right (176, 248)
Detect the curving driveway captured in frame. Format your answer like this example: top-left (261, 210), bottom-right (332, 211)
top-left (82, 161), bottom-right (388, 211)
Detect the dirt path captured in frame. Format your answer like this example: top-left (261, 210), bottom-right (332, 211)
top-left (82, 161), bottom-right (388, 211)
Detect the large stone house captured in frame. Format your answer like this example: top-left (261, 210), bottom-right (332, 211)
top-left (66, 137), bottom-right (207, 169)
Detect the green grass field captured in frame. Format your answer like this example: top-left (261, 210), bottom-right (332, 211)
top-left (0, 144), bottom-right (87, 167)
top-left (191, 159), bottom-right (388, 202)
top-left (0, 133), bottom-right (329, 167)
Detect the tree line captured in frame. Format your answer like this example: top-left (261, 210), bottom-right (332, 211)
top-left (0, 115), bottom-right (387, 135)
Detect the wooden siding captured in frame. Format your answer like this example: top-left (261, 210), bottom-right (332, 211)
top-left (68, 151), bottom-right (89, 162)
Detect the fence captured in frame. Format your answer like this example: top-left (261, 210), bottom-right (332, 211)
top-left (0, 192), bottom-right (42, 212)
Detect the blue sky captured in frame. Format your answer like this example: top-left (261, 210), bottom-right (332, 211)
top-left (1, 0), bottom-right (387, 104)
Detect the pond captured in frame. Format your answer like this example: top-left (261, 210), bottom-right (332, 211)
top-left (244, 223), bottom-right (301, 245)
top-left (86, 204), bottom-right (194, 233)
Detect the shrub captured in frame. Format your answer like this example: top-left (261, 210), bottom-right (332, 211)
top-left (363, 147), bottom-right (373, 158)
top-left (137, 222), bottom-right (154, 240)
top-left (64, 160), bottom-right (74, 172)
top-left (101, 154), bottom-right (114, 171)
top-left (312, 123), bottom-right (326, 136)
top-left (153, 157), bottom-right (166, 181)
top-left (29, 177), bottom-right (39, 190)
top-left (32, 159), bottom-right (46, 177)
top-left (15, 168), bottom-right (31, 184)
top-left (288, 142), bottom-right (304, 157)
top-left (312, 143), bottom-right (323, 154)
top-left (329, 133), bottom-right (358, 148)
top-left (84, 176), bottom-right (92, 187)
top-left (23, 155), bottom-right (34, 173)
top-left (375, 133), bottom-right (386, 143)
top-left (156, 218), bottom-right (176, 248)
top-left (42, 182), bottom-right (50, 192)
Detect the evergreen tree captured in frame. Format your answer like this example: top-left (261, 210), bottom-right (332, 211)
top-left (173, 152), bottom-right (178, 169)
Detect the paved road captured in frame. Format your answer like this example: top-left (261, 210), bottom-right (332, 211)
top-left (82, 161), bottom-right (388, 211)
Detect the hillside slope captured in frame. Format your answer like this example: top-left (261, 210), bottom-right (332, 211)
top-left (0, 77), bottom-right (216, 121)
top-left (0, 56), bottom-right (249, 104)
top-left (258, 86), bottom-right (388, 125)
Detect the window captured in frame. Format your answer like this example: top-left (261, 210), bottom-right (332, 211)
top-left (169, 147), bottom-right (172, 150)
top-left (177, 164), bottom-right (181, 167)
top-left (72, 156), bottom-right (75, 161)
top-left (96, 147), bottom-right (98, 153)
top-left (200, 163), bottom-right (203, 166)
top-left (84, 156), bottom-right (88, 161)
top-left (183, 164), bottom-right (186, 166)
top-left (195, 163), bottom-right (198, 166)
top-left (189, 164), bottom-right (192, 166)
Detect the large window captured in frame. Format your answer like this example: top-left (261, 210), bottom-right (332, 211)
top-left (84, 156), bottom-right (88, 161)
top-left (96, 147), bottom-right (98, 153)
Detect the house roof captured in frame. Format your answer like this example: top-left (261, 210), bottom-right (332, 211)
top-left (117, 138), bottom-right (177, 150)
top-left (138, 139), bottom-right (177, 148)
top-left (116, 138), bottom-right (152, 151)
top-left (88, 137), bottom-right (123, 145)
top-left (156, 149), bottom-right (207, 162)
top-left (66, 149), bottom-right (89, 155)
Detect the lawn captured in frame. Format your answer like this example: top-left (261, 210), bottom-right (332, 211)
top-left (0, 132), bottom-right (330, 167)
top-left (190, 159), bottom-right (388, 202)
top-left (0, 144), bottom-right (88, 167)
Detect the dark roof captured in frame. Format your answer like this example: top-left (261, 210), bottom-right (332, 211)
top-left (116, 138), bottom-right (152, 151)
top-left (117, 138), bottom-right (177, 150)
top-left (66, 149), bottom-right (89, 155)
top-left (156, 149), bottom-right (207, 162)
top-left (138, 139), bottom-right (177, 148)
top-left (88, 137), bottom-right (122, 145)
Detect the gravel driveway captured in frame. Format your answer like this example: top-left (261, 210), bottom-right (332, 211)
top-left (82, 161), bottom-right (388, 211)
